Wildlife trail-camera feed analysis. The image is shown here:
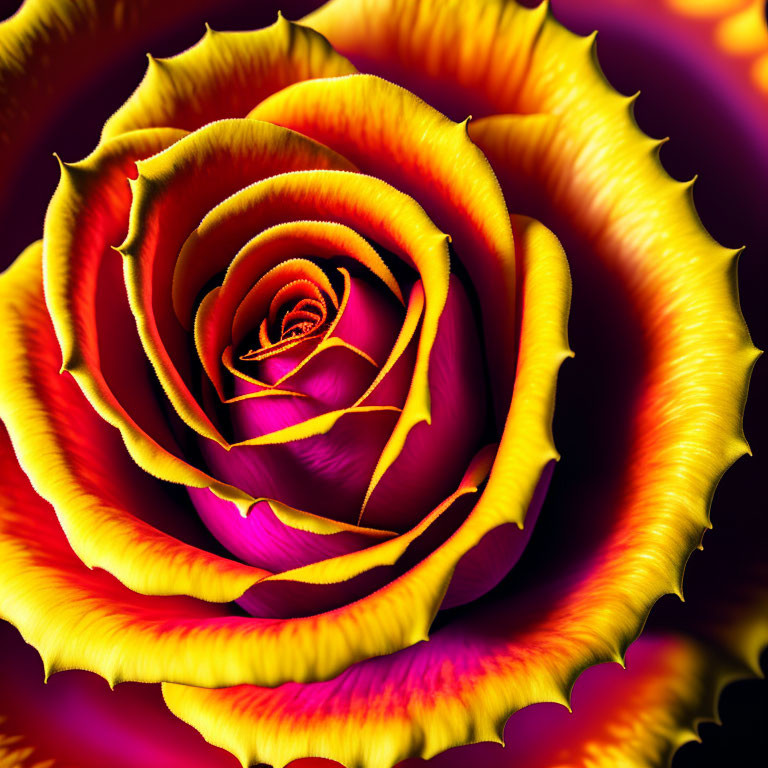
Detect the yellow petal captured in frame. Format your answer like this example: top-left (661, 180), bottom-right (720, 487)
top-left (102, 13), bottom-right (357, 142)
top-left (167, 167), bottom-right (451, 484)
top-left (250, 72), bottom-right (518, 418)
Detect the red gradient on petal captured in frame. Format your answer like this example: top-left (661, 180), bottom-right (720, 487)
top-left (46, 131), bottom-right (190, 464)
top-left (250, 76), bottom-right (517, 419)
top-left (362, 275), bottom-right (487, 532)
top-left (122, 121), bottom-right (353, 442)
top-left (391, 633), bottom-right (705, 768)
top-left (21, 254), bottom-right (237, 565)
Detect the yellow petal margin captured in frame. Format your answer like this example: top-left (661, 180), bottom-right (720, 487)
top-left (0, 242), bottom-right (268, 601)
top-left (101, 13), bottom-right (358, 142)
top-left (0, 233), bottom-right (564, 692)
top-left (43, 125), bottom-right (258, 518)
top-left (250, 72), bottom-right (519, 416)
top-left (165, 168), bottom-right (451, 479)
top-left (118, 119), bottom-right (355, 447)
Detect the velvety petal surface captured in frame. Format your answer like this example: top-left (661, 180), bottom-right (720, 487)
top-left (0, 402), bottom-right (451, 690)
top-left (160, 3), bottom-right (756, 763)
top-left (177, 169), bottom-right (451, 517)
top-left (102, 14), bottom-right (356, 141)
top-left (0, 242), bottom-right (268, 602)
top-left (118, 118), bottom-right (355, 447)
top-left (43, 125), bottom-right (257, 517)
top-left (0, 621), bottom-right (237, 768)
top-left (310, 0), bottom-right (758, 716)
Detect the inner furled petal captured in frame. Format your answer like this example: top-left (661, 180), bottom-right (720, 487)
top-left (195, 259), bottom-right (336, 401)
top-left (189, 489), bottom-right (396, 575)
top-left (217, 272), bottom-right (410, 447)
top-left (267, 282), bottom-right (328, 345)
top-left (360, 274), bottom-right (488, 532)
top-left (250, 74), bottom-right (517, 423)
top-left (175, 170), bottom-right (451, 521)
top-left (268, 282), bottom-right (328, 342)
top-left (251, 272), bottom-right (403, 396)
top-left (231, 259), bottom-right (337, 351)
top-left (324, 269), bottom-right (405, 368)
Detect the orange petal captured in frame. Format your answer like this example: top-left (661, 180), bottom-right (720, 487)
top-left (160, 213), bottom-right (572, 763)
top-left (168, 169), bottom-right (451, 484)
top-left (232, 262), bottom-right (335, 347)
top-left (43, 125), bottom-right (255, 516)
top-left (215, 268), bottom-right (384, 403)
top-left (195, 258), bottom-right (335, 398)
top-left (308, 0), bottom-right (757, 748)
top-left (173, 204), bottom-right (400, 330)
top-left (0, 412), bottom-right (446, 689)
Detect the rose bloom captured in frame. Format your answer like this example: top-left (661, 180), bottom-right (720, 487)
top-left (0, 1), bottom-right (765, 767)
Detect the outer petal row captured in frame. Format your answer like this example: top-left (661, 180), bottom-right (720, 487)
top-left (0, 242), bottom-right (268, 602)
top-left (102, 14), bottom-right (357, 142)
top-left (295, 0), bottom-right (758, 760)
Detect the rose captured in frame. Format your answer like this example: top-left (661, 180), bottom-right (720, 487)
top-left (1, 0), bottom-right (760, 760)
top-left (0, 1), bottom-right (760, 768)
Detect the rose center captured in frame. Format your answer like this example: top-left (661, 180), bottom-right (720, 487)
top-left (238, 276), bottom-right (333, 363)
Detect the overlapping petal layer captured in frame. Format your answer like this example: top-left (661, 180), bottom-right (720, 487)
top-left (0, 242), bottom-right (268, 602)
top-left (194, 220), bottom-right (400, 402)
top-left (43, 125), bottom-right (257, 517)
top-left (161, 213), bottom-right (573, 767)
top-left (0, 394), bottom-right (432, 690)
top-left (175, 168), bottom-right (452, 516)
top-left (118, 118), bottom-right (356, 446)
top-left (250, 73), bottom-right (518, 418)
top-left (307, 0), bottom-right (759, 707)
top-left (0, 2), bottom-right (761, 767)
top-left (133, 1), bottom-right (759, 762)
